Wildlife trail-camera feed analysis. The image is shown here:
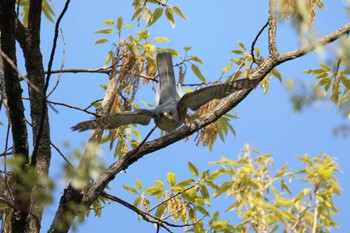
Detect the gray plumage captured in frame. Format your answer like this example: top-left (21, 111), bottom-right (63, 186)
top-left (72, 52), bottom-right (259, 132)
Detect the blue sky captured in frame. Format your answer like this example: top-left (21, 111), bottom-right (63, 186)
top-left (2, 0), bottom-right (349, 232)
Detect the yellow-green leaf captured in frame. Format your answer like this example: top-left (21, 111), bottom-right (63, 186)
top-left (191, 56), bottom-right (204, 64)
top-left (154, 36), bottom-right (169, 42)
top-left (191, 64), bottom-right (207, 83)
top-left (103, 51), bottom-right (113, 68)
top-left (132, 7), bottom-right (142, 21)
top-left (95, 38), bottom-right (109, 44)
top-left (173, 6), bottom-right (188, 20)
top-left (148, 7), bottom-right (163, 26)
top-left (95, 28), bottom-right (114, 34)
top-left (123, 185), bottom-right (139, 195)
top-left (237, 41), bottom-right (247, 50)
top-left (188, 162), bottom-right (199, 177)
top-left (155, 203), bottom-right (167, 218)
top-left (117, 16), bottom-right (123, 31)
top-left (166, 172), bottom-right (176, 186)
top-left (136, 179), bottom-right (142, 189)
top-left (102, 19), bottom-right (114, 25)
top-left (165, 8), bottom-right (175, 28)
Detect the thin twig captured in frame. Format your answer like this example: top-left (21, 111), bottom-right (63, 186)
top-left (47, 28), bottom-right (66, 98)
top-left (50, 142), bottom-right (74, 170)
top-left (250, 21), bottom-right (269, 68)
top-left (32, 0), bottom-right (71, 159)
top-left (47, 99), bottom-right (97, 116)
top-left (0, 50), bottom-right (40, 94)
top-left (133, 126), bottom-right (157, 154)
top-left (100, 192), bottom-right (173, 233)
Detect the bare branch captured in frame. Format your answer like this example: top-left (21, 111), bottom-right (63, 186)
top-left (278, 22), bottom-right (350, 63)
top-left (101, 192), bottom-right (173, 233)
top-left (268, 0), bottom-right (278, 56)
top-left (47, 99), bottom-right (97, 116)
top-left (250, 21), bottom-right (269, 66)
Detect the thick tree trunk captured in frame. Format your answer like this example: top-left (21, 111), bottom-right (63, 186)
top-left (0, 0), bottom-right (30, 231)
top-left (20, 0), bottom-right (52, 231)
top-left (1, 0), bottom-right (52, 232)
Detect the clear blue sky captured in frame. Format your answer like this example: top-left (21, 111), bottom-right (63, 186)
top-left (4, 0), bottom-right (349, 232)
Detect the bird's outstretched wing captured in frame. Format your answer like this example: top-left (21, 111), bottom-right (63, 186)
top-left (156, 52), bottom-right (179, 105)
top-left (179, 78), bottom-right (259, 111)
top-left (72, 109), bottom-right (155, 132)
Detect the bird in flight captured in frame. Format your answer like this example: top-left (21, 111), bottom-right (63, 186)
top-left (72, 52), bottom-right (259, 132)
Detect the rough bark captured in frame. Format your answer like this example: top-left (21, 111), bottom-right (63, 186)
top-left (19, 0), bottom-right (53, 231)
top-left (0, 0), bottom-right (30, 231)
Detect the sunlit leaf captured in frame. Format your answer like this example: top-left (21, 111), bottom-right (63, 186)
top-left (102, 19), bottom-right (115, 25)
top-left (116, 17), bottom-right (123, 31)
top-left (173, 6), bottom-right (188, 20)
top-left (148, 7), bottom-right (163, 26)
top-left (165, 8), bottom-right (175, 28)
top-left (155, 203), bottom-right (167, 218)
top-left (123, 185), bottom-right (139, 195)
top-left (95, 38), bottom-right (109, 44)
top-left (237, 41), bottom-right (247, 50)
top-left (191, 64), bottom-right (207, 83)
top-left (188, 162), bottom-right (199, 177)
top-left (136, 179), bottom-right (142, 189)
top-left (154, 36), bottom-right (169, 42)
top-left (95, 28), bottom-right (114, 34)
top-left (166, 172), bottom-right (176, 186)
top-left (132, 7), bottom-right (143, 21)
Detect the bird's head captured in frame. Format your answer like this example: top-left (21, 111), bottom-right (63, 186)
top-left (155, 110), bottom-right (182, 132)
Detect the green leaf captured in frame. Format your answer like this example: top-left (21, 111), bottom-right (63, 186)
top-left (231, 49), bottom-right (244, 55)
top-left (148, 7), bottom-right (163, 26)
top-left (191, 56), bottom-right (204, 64)
top-left (191, 64), bottom-right (207, 83)
top-left (166, 172), bottom-right (176, 186)
top-left (188, 161), bottom-right (199, 177)
top-left (237, 41), bottom-right (247, 50)
top-left (320, 62), bottom-right (330, 71)
top-left (213, 181), bottom-right (232, 198)
top-left (136, 179), bottom-right (142, 189)
top-left (154, 36), bottom-right (169, 42)
top-left (271, 69), bottom-right (282, 83)
top-left (102, 19), bottom-right (115, 25)
top-left (132, 7), bottom-right (143, 21)
top-left (173, 6), bottom-right (188, 20)
top-left (116, 17), bottom-right (123, 31)
top-left (95, 38), bottom-right (109, 44)
top-left (199, 185), bottom-right (210, 205)
top-left (146, 186), bottom-right (163, 195)
top-left (275, 163), bottom-right (288, 178)
top-left (340, 73), bottom-right (350, 90)
top-left (222, 63), bottom-right (232, 73)
top-left (123, 185), bottom-right (139, 195)
top-left (155, 203), bottom-right (167, 218)
top-left (165, 8), bottom-right (175, 28)
top-left (133, 196), bottom-right (141, 207)
top-left (95, 28), bottom-right (114, 34)
top-left (184, 46), bottom-right (192, 51)
top-left (176, 178), bottom-right (195, 187)
top-left (196, 205), bottom-right (209, 215)
top-left (330, 82), bottom-right (341, 105)
top-left (103, 51), bottom-right (113, 68)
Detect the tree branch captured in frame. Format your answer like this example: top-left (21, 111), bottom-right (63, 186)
top-left (268, 0), bottom-right (278, 56)
top-left (83, 21), bottom-right (350, 209)
top-left (49, 21), bottom-right (350, 233)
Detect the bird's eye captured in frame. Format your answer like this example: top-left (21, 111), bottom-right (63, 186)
top-left (168, 111), bottom-right (173, 116)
